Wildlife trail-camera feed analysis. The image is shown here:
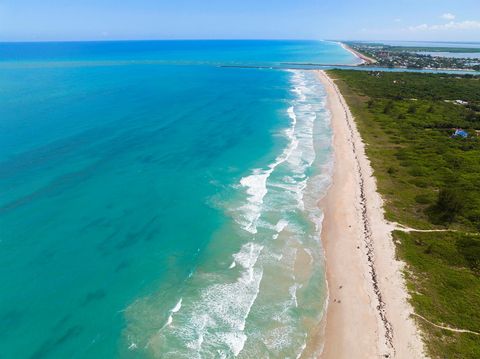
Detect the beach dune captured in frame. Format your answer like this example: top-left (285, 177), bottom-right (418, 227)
top-left (316, 70), bottom-right (425, 358)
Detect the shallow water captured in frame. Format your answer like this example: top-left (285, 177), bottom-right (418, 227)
top-left (0, 41), bottom-right (355, 358)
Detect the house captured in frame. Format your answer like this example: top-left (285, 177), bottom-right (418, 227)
top-left (452, 128), bottom-right (469, 138)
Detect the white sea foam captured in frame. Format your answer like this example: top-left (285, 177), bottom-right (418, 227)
top-left (263, 326), bottom-right (296, 352)
top-left (218, 332), bottom-right (247, 356)
top-left (233, 242), bottom-right (263, 271)
top-left (238, 170), bottom-right (270, 234)
top-left (185, 314), bottom-right (208, 351)
top-left (140, 70), bottom-right (333, 358)
top-left (231, 70), bottom-right (332, 356)
top-left (183, 245), bottom-right (263, 355)
top-left (275, 219), bottom-right (289, 233)
top-left (295, 335), bottom-right (308, 359)
top-left (163, 298), bottom-right (183, 327)
top-left (172, 298), bottom-right (182, 313)
top-left (272, 219), bottom-right (289, 239)
top-left (236, 102), bottom-right (301, 235)
top-left (151, 242), bottom-right (264, 357)
top-left (289, 283), bottom-right (301, 308)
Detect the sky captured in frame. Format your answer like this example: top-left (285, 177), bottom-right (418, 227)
top-left (0, 0), bottom-right (479, 42)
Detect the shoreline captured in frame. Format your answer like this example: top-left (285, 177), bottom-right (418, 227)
top-left (339, 42), bottom-right (377, 65)
top-left (315, 70), bottom-right (425, 358)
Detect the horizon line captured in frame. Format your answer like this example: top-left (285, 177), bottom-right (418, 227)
top-left (1, 38), bottom-right (479, 45)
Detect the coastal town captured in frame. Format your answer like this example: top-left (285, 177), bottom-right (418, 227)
top-left (345, 42), bottom-right (480, 71)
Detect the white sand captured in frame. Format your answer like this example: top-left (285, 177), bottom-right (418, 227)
top-left (340, 43), bottom-right (377, 65)
top-left (316, 70), bottom-right (426, 359)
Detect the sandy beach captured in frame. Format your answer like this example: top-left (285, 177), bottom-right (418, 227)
top-left (340, 43), bottom-right (377, 65)
top-left (316, 70), bottom-right (425, 358)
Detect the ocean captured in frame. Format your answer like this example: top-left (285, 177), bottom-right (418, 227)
top-left (0, 41), bottom-right (358, 358)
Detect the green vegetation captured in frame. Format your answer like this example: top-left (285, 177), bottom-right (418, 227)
top-left (345, 42), bottom-right (480, 71)
top-left (345, 42), bottom-right (480, 54)
top-left (385, 46), bottom-right (480, 54)
top-left (395, 231), bottom-right (480, 358)
top-left (329, 69), bottom-right (480, 357)
top-left (329, 70), bottom-right (480, 230)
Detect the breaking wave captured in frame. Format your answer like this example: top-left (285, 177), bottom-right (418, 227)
top-left (122, 70), bottom-right (333, 358)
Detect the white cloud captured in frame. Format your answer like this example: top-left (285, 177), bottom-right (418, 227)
top-left (441, 13), bottom-right (456, 21)
top-left (394, 18), bottom-right (402, 23)
top-left (408, 24), bottom-right (429, 31)
top-left (408, 20), bottom-right (480, 31)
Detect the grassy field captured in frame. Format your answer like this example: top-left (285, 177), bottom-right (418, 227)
top-left (329, 69), bottom-right (480, 358)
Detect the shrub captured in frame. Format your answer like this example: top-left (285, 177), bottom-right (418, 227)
top-left (410, 178), bottom-right (429, 188)
top-left (415, 194), bottom-right (432, 205)
top-left (433, 188), bottom-right (464, 223)
top-left (387, 166), bottom-right (397, 175)
top-left (409, 166), bottom-right (428, 177)
top-left (457, 237), bottom-right (480, 273)
top-left (384, 100), bottom-right (395, 114)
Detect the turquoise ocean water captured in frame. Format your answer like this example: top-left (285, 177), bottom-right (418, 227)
top-left (0, 41), bottom-right (358, 358)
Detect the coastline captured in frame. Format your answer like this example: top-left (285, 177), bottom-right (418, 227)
top-left (315, 70), bottom-right (425, 358)
top-left (339, 42), bottom-right (377, 65)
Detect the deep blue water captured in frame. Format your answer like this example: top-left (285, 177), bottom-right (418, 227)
top-left (0, 40), bottom-right (357, 358)
top-left (0, 40), bottom-right (360, 66)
